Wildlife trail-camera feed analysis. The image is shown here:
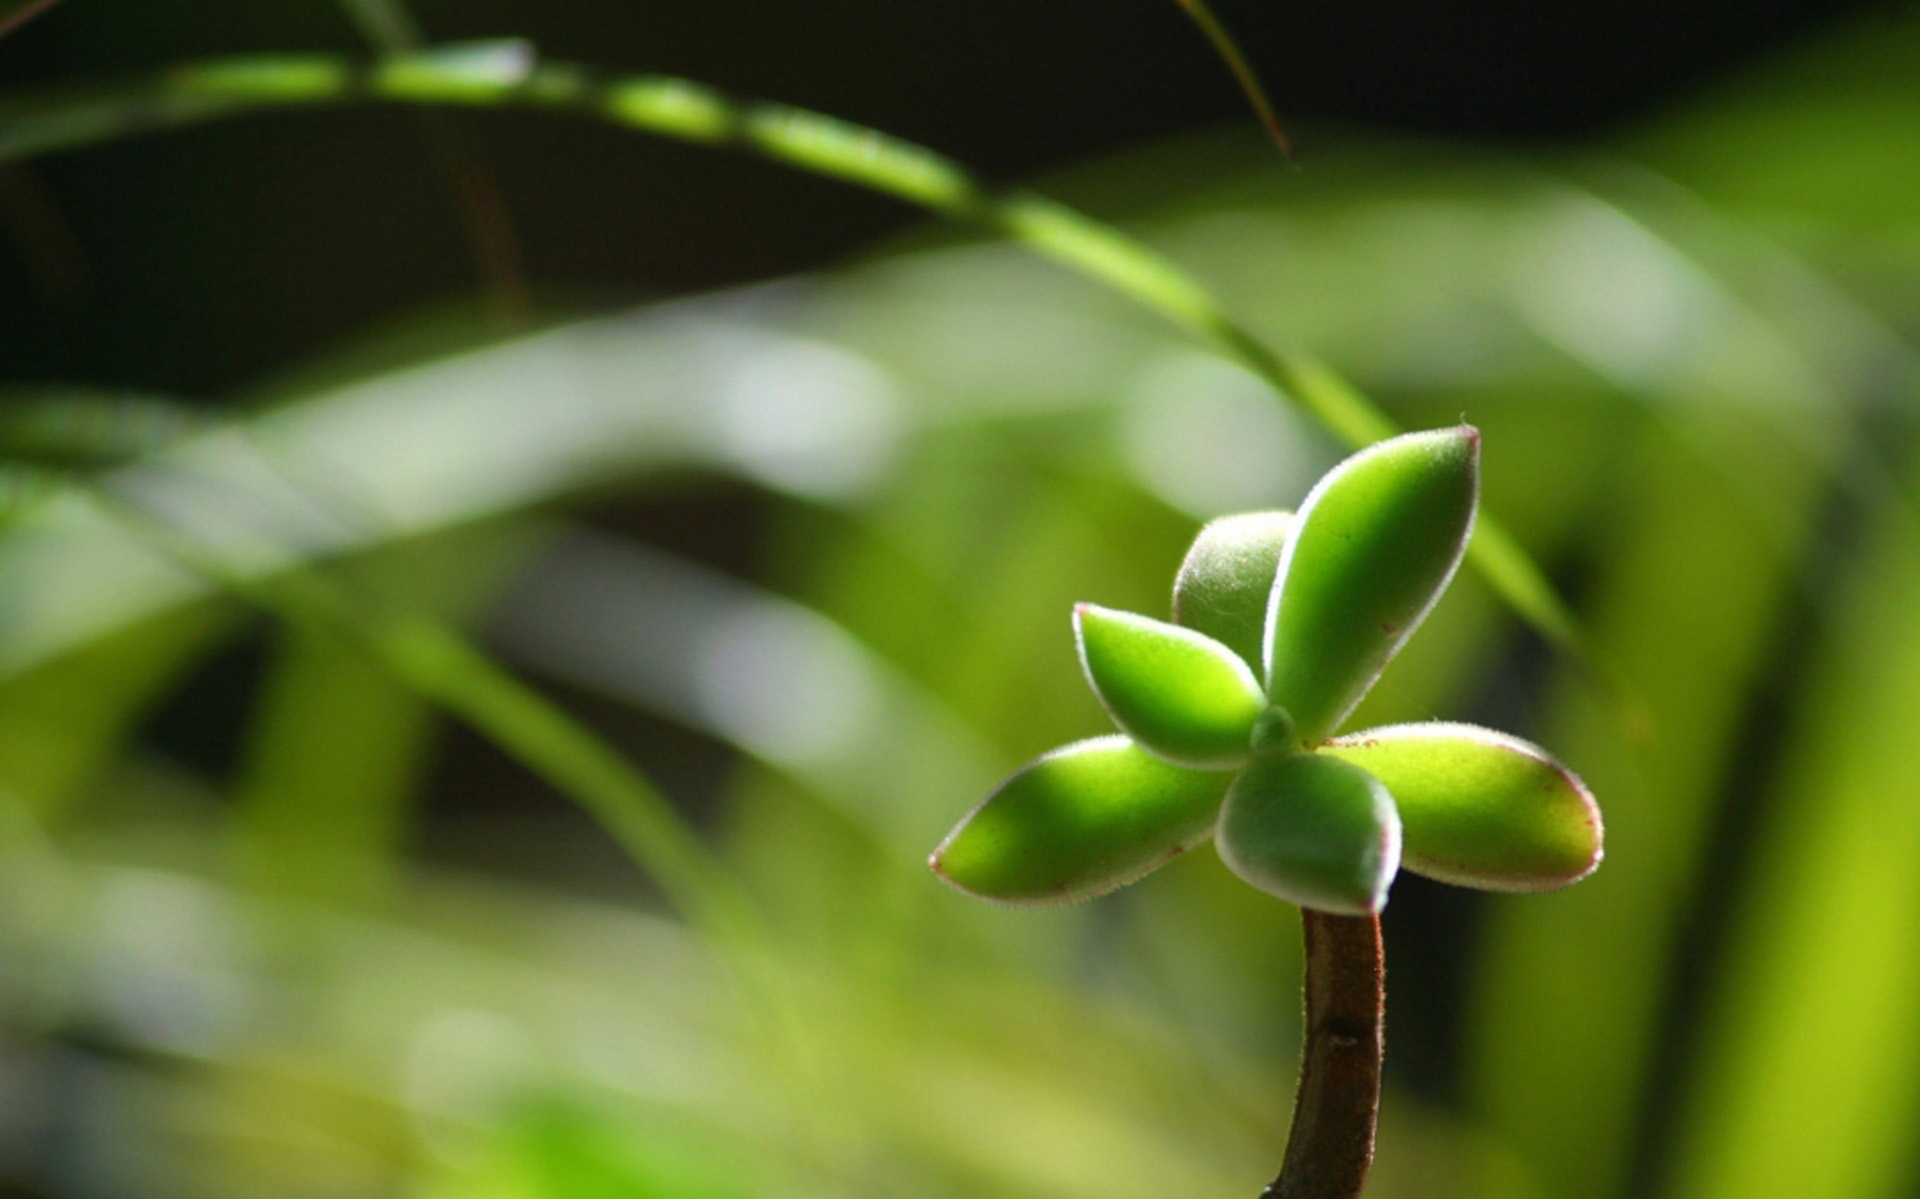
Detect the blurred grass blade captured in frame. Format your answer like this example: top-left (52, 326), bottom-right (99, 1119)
top-left (85, 480), bottom-right (762, 954)
top-left (0, 606), bottom-right (232, 822)
top-left (232, 525), bottom-right (537, 904)
top-left (0, 461), bottom-right (74, 521)
top-left (0, 388), bottom-right (207, 466)
top-left (91, 499), bottom-right (834, 1112)
top-left (377, 40), bottom-right (537, 95)
top-left (489, 525), bottom-right (1002, 853)
top-left (233, 621), bottom-right (434, 903)
top-left (1665, 452), bottom-right (1920, 1199)
top-left (0, 48), bottom-right (1597, 677)
top-left (1468, 413), bottom-right (1827, 1199)
top-left (0, 312), bottom-right (899, 680)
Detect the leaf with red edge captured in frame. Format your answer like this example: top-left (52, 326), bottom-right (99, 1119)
top-left (1075, 603), bottom-right (1266, 768)
top-left (1264, 427), bottom-right (1479, 745)
top-left (1320, 722), bottom-right (1602, 891)
top-left (930, 735), bottom-right (1232, 905)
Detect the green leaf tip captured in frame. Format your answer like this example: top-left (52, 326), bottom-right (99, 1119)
top-left (1074, 604), bottom-right (1265, 769)
top-left (1172, 509), bottom-right (1294, 671)
top-left (1216, 751), bottom-right (1401, 915)
top-left (1264, 426), bottom-right (1479, 745)
top-left (1247, 705), bottom-right (1296, 758)
top-left (929, 735), bottom-right (1232, 905)
top-left (1322, 723), bottom-right (1602, 891)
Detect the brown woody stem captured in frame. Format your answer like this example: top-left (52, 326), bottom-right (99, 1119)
top-left (1266, 910), bottom-right (1384, 1199)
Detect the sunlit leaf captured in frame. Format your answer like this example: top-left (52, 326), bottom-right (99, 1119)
top-left (1215, 751), bottom-right (1401, 915)
top-left (931, 735), bottom-right (1232, 905)
top-left (1321, 722), bottom-right (1601, 891)
top-left (1074, 603), bottom-right (1264, 768)
top-left (1264, 427), bottom-right (1479, 745)
top-left (1170, 509), bottom-right (1293, 672)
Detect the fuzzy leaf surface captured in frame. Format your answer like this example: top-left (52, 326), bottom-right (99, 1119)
top-left (1075, 603), bottom-right (1265, 768)
top-left (1321, 723), bottom-right (1602, 891)
top-left (1263, 426), bottom-right (1479, 745)
top-left (930, 735), bottom-right (1231, 905)
top-left (1215, 751), bottom-right (1401, 915)
top-left (1171, 509), bottom-right (1294, 671)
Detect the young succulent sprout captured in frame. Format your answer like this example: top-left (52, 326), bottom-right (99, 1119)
top-left (929, 424), bottom-right (1602, 915)
top-left (928, 424), bottom-right (1601, 1199)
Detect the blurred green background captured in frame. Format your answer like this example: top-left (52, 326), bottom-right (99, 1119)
top-left (4, 3), bottom-right (1920, 1198)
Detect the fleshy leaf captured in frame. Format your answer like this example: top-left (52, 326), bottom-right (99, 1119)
top-left (1074, 604), bottom-right (1266, 768)
top-left (1321, 723), bottom-right (1602, 891)
top-left (1215, 751), bottom-right (1401, 915)
top-left (930, 735), bottom-right (1232, 905)
top-left (1171, 510), bottom-right (1295, 671)
top-left (1263, 426), bottom-right (1479, 745)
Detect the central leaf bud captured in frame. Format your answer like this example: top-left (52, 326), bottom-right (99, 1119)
top-left (1249, 705), bottom-right (1297, 757)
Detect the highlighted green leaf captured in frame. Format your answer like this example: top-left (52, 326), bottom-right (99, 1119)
top-left (1075, 604), bottom-right (1265, 768)
top-left (1215, 751), bottom-right (1401, 915)
top-left (930, 735), bottom-right (1231, 905)
top-left (1171, 509), bottom-right (1294, 671)
top-left (1322, 723), bottom-right (1602, 891)
top-left (1264, 427), bottom-right (1479, 744)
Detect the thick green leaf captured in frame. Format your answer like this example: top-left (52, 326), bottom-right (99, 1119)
top-left (1215, 751), bottom-right (1401, 915)
top-left (930, 735), bottom-right (1232, 905)
top-left (1321, 723), bottom-right (1602, 891)
top-left (1170, 509), bottom-right (1294, 670)
top-left (1264, 426), bottom-right (1479, 745)
top-left (1074, 603), bottom-right (1265, 768)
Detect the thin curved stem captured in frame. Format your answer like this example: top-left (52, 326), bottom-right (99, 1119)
top-left (1170, 0), bottom-right (1292, 158)
top-left (1269, 910), bottom-right (1384, 1199)
top-left (0, 44), bottom-right (1596, 677)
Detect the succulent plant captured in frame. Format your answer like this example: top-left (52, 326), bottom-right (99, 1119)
top-left (931, 424), bottom-right (1600, 915)
top-left (928, 425), bottom-right (1602, 1197)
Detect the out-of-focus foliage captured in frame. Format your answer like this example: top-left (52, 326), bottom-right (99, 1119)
top-left (2, 10), bottom-right (1920, 1199)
